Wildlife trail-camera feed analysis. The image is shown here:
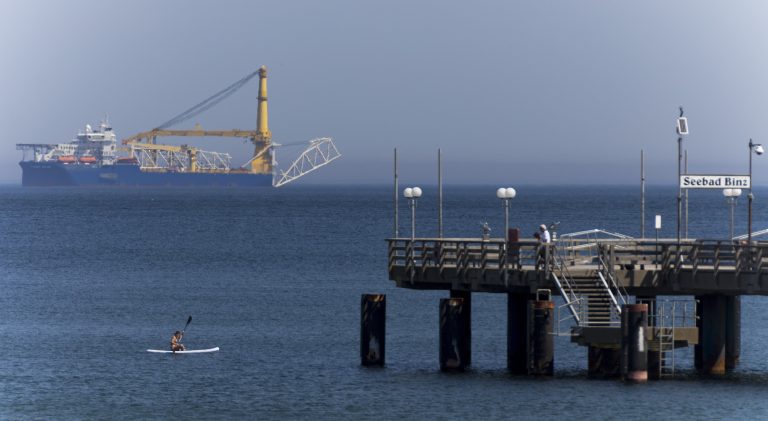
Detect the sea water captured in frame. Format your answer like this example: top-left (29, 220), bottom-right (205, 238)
top-left (1, 185), bottom-right (768, 419)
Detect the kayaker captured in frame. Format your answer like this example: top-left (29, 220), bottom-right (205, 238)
top-left (170, 330), bottom-right (186, 352)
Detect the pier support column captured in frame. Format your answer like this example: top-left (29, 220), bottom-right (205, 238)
top-left (440, 298), bottom-right (469, 371)
top-left (360, 294), bottom-right (386, 367)
top-left (507, 292), bottom-right (528, 374)
top-left (528, 300), bottom-right (554, 375)
top-left (726, 296), bottom-right (741, 369)
top-left (450, 290), bottom-right (471, 366)
top-left (698, 295), bottom-right (727, 375)
top-left (694, 296), bottom-right (702, 369)
top-left (621, 304), bottom-right (648, 382)
top-left (588, 346), bottom-right (620, 378)
top-left (637, 296), bottom-right (660, 379)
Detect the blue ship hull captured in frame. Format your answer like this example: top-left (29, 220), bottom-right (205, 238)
top-left (19, 161), bottom-right (273, 187)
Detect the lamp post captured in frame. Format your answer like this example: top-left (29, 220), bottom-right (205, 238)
top-left (496, 187), bottom-right (517, 239)
top-left (496, 187), bottom-right (516, 285)
top-left (404, 187), bottom-right (422, 240)
top-left (724, 188), bottom-right (742, 240)
top-left (748, 139), bottom-right (764, 245)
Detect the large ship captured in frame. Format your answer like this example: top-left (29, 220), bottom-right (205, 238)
top-left (17, 67), bottom-right (340, 187)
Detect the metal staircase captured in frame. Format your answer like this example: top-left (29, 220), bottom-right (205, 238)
top-left (551, 244), bottom-right (628, 330)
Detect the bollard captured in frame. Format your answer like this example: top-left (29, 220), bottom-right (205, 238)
top-left (360, 294), bottom-right (386, 367)
top-left (621, 304), bottom-right (648, 382)
top-left (440, 298), bottom-right (468, 371)
top-left (726, 295), bottom-right (741, 369)
top-left (528, 300), bottom-right (554, 375)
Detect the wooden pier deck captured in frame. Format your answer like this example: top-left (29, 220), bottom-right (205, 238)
top-left (387, 237), bottom-right (768, 295)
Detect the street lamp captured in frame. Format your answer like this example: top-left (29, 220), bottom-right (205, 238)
top-left (496, 187), bottom-right (516, 285)
top-left (496, 187), bottom-right (517, 239)
top-left (724, 188), bottom-right (742, 240)
top-left (403, 186), bottom-right (422, 240)
top-left (748, 139), bottom-right (764, 245)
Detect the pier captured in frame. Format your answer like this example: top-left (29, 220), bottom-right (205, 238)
top-left (365, 232), bottom-right (768, 379)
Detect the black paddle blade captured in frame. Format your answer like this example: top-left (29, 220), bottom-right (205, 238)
top-left (185, 315), bottom-right (192, 328)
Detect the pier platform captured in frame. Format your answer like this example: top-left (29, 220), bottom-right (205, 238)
top-left (376, 236), bottom-right (760, 378)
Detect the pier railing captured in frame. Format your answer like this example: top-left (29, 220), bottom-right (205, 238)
top-left (388, 237), bottom-right (768, 282)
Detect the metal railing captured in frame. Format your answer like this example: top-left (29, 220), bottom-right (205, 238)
top-left (388, 237), bottom-right (768, 282)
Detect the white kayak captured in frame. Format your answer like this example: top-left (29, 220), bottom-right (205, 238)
top-left (147, 347), bottom-right (219, 354)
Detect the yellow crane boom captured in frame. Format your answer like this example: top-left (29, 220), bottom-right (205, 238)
top-left (121, 66), bottom-right (273, 175)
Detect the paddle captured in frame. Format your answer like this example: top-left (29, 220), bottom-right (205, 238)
top-left (175, 315), bottom-right (192, 350)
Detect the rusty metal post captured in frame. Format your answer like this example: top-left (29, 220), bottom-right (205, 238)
top-left (528, 300), bottom-right (554, 375)
top-left (360, 294), bottom-right (386, 367)
top-left (637, 296), bottom-right (660, 379)
top-left (621, 304), bottom-right (648, 382)
top-left (450, 290), bottom-right (472, 366)
top-left (440, 298), bottom-right (469, 372)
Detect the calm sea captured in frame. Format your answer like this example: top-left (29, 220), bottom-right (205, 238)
top-left (1, 185), bottom-right (768, 419)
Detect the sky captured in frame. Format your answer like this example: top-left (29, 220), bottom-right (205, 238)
top-left (2, 1), bottom-right (768, 185)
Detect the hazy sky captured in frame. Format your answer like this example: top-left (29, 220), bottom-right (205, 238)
top-left (3, 1), bottom-right (768, 185)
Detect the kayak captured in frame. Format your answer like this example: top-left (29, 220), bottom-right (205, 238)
top-left (147, 347), bottom-right (219, 354)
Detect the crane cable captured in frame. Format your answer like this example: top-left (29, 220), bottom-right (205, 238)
top-left (155, 69), bottom-right (260, 130)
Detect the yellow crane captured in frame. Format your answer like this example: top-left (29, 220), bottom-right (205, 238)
top-left (122, 66), bottom-right (273, 175)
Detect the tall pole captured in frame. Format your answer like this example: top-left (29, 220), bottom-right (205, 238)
top-left (438, 149), bottom-right (443, 238)
top-left (504, 199), bottom-right (509, 240)
top-left (677, 134), bottom-right (682, 243)
top-left (411, 199), bottom-right (416, 241)
top-left (394, 148), bottom-right (399, 238)
top-left (685, 150), bottom-right (689, 239)
top-left (641, 149), bottom-right (645, 238)
top-left (676, 107), bottom-right (685, 244)
top-left (749, 141), bottom-right (753, 245)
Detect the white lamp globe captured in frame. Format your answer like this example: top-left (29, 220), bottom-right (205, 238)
top-left (733, 188), bottom-right (742, 197)
top-left (496, 188), bottom-right (506, 199)
top-left (412, 187), bottom-right (422, 198)
top-left (404, 187), bottom-right (413, 198)
top-left (505, 187), bottom-right (516, 199)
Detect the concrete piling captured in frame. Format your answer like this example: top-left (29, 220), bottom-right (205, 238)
top-left (621, 304), bottom-right (648, 382)
top-left (360, 294), bottom-right (386, 367)
top-left (440, 298), bottom-right (469, 371)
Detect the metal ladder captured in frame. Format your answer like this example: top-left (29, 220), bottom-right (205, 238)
top-left (657, 301), bottom-right (676, 378)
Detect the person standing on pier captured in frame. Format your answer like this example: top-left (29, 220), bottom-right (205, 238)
top-left (539, 224), bottom-right (551, 244)
top-left (536, 224), bottom-right (551, 270)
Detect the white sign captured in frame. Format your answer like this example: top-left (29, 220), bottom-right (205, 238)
top-left (655, 215), bottom-right (662, 230)
top-left (680, 175), bottom-right (750, 189)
